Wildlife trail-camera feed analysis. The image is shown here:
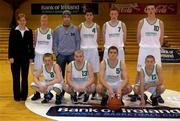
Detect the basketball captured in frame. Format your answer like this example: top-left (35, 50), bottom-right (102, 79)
top-left (107, 96), bottom-right (122, 111)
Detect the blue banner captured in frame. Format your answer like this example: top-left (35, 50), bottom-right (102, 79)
top-left (31, 3), bottom-right (98, 15)
top-left (46, 106), bottom-right (180, 118)
top-left (161, 48), bottom-right (180, 63)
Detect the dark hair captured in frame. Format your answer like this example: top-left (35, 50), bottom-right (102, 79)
top-left (85, 8), bottom-right (94, 14)
top-left (43, 53), bottom-right (53, 61)
top-left (108, 46), bottom-right (118, 54)
top-left (145, 55), bottom-right (155, 61)
top-left (110, 7), bottom-right (119, 12)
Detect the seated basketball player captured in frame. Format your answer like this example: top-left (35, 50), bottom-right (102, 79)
top-left (64, 50), bottom-right (95, 104)
top-left (31, 53), bottom-right (64, 104)
top-left (97, 46), bottom-right (132, 106)
top-left (133, 55), bottom-right (165, 106)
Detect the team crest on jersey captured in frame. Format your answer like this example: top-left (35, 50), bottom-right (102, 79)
top-left (154, 26), bottom-right (159, 31)
top-left (116, 68), bottom-right (120, 74)
top-left (151, 74), bottom-right (157, 80)
top-left (50, 72), bottom-right (55, 78)
top-left (47, 34), bottom-right (51, 40)
top-left (82, 71), bottom-right (88, 76)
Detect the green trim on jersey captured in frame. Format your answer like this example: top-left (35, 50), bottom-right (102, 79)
top-left (83, 22), bottom-right (95, 28)
top-left (145, 18), bottom-right (158, 25)
top-left (39, 28), bottom-right (50, 35)
top-left (145, 65), bottom-right (155, 77)
top-left (107, 59), bottom-right (119, 69)
top-left (74, 61), bottom-right (86, 71)
top-left (108, 21), bottom-right (119, 27)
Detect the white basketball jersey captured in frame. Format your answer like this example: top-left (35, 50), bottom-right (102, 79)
top-left (80, 23), bottom-right (98, 49)
top-left (71, 60), bottom-right (88, 83)
top-left (140, 18), bottom-right (161, 48)
top-left (142, 64), bottom-right (158, 83)
top-left (42, 64), bottom-right (56, 81)
top-left (35, 28), bottom-right (53, 54)
top-left (104, 21), bottom-right (124, 48)
top-left (104, 59), bottom-right (122, 84)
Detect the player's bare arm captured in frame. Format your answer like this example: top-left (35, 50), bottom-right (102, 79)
top-left (137, 19), bottom-right (144, 44)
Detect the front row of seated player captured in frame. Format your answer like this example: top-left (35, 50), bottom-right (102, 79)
top-left (31, 46), bottom-right (165, 106)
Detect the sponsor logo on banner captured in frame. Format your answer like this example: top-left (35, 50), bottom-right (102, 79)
top-left (111, 3), bottom-right (177, 14)
top-left (161, 48), bottom-right (180, 63)
top-left (31, 3), bottom-right (98, 15)
top-left (46, 106), bottom-right (180, 118)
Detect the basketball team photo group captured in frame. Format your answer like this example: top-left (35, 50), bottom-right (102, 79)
top-left (0, 0), bottom-right (180, 121)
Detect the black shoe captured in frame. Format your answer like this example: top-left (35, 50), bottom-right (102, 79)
top-left (60, 89), bottom-right (65, 97)
top-left (101, 94), bottom-right (109, 106)
top-left (130, 94), bottom-right (140, 102)
top-left (91, 91), bottom-right (97, 100)
top-left (31, 92), bottom-right (41, 101)
top-left (151, 96), bottom-right (159, 106)
top-left (41, 92), bottom-right (53, 104)
top-left (14, 98), bottom-right (20, 101)
top-left (78, 92), bottom-right (85, 100)
top-left (157, 95), bottom-right (164, 103)
top-left (55, 94), bottom-right (62, 105)
top-left (71, 92), bottom-right (78, 104)
top-left (83, 94), bottom-right (89, 104)
top-left (144, 94), bottom-right (148, 102)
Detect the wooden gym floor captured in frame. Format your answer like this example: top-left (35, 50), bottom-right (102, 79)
top-left (0, 61), bottom-right (179, 121)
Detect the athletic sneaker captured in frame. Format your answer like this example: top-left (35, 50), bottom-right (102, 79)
top-left (78, 92), bottom-right (85, 100)
top-left (130, 94), bottom-right (140, 102)
top-left (157, 95), bottom-right (164, 103)
top-left (71, 92), bottom-right (78, 104)
top-left (83, 94), bottom-right (89, 104)
top-left (91, 91), bottom-right (97, 100)
top-left (31, 91), bottom-right (41, 101)
top-left (150, 96), bottom-right (159, 106)
top-left (55, 94), bottom-right (62, 105)
top-left (41, 92), bottom-right (53, 104)
top-left (101, 94), bottom-right (109, 106)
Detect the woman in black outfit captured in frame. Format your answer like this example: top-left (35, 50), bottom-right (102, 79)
top-left (8, 13), bottom-right (34, 101)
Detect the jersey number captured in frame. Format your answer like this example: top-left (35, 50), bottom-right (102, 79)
top-left (116, 68), bottom-right (120, 74)
top-left (92, 28), bottom-right (96, 33)
top-left (82, 71), bottom-right (88, 76)
top-left (118, 27), bottom-right (121, 32)
top-left (152, 74), bottom-right (157, 80)
top-left (50, 72), bottom-right (55, 78)
top-left (154, 26), bottom-right (159, 31)
top-left (47, 34), bottom-right (51, 40)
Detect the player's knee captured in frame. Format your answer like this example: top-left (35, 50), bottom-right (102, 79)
top-left (96, 84), bottom-right (104, 95)
top-left (133, 85), bottom-right (140, 95)
top-left (53, 87), bottom-right (61, 95)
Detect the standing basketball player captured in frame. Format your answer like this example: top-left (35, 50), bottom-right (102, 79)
top-left (131, 4), bottom-right (164, 103)
top-left (134, 55), bottom-right (165, 106)
top-left (64, 50), bottom-right (94, 104)
top-left (103, 7), bottom-right (127, 61)
top-left (31, 15), bottom-right (53, 101)
top-left (97, 46), bottom-right (132, 106)
top-left (31, 53), bottom-right (64, 104)
top-left (79, 9), bottom-right (100, 100)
